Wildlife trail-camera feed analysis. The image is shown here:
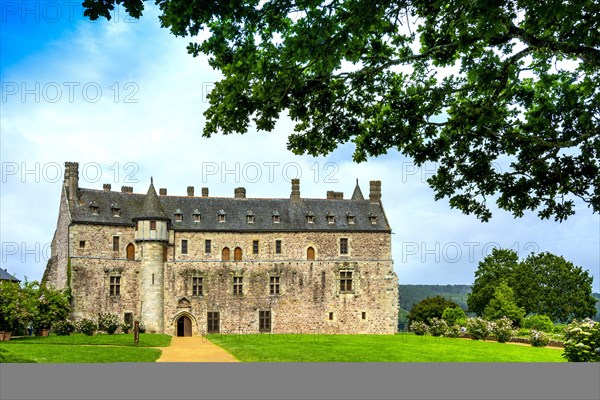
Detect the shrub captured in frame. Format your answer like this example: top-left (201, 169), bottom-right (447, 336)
top-left (442, 306), bottom-right (466, 326)
top-left (466, 317), bottom-right (490, 340)
top-left (562, 318), bottom-right (600, 362)
top-left (489, 317), bottom-right (516, 343)
top-left (522, 314), bottom-right (554, 332)
top-left (530, 330), bottom-right (550, 347)
top-left (516, 327), bottom-right (530, 337)
top-left (138, 321), bottom-right (146, 333)
top-left (75, 318), bottom-right (97, 336)
top-left (409, 321), bottom-right (429, 336)
top-left (428, 318), bottom-right (448, 337)
top-left (444, 324), bottom-right (461, 338)
top-left (121, 323), bottom-right (132, 334)
top-left (482, 282), bottom-right (525, 326)
top-left (52, 319), bottom-right (75, 336)
top-left (408, 296), bottom-right (460, 325)
top-left (97, 313), bottom-right (120, 334)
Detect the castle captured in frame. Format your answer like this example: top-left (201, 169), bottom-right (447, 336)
top-left (43, 162), bottom-right (398, 335)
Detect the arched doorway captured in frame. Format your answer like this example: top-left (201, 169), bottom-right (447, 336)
top-left (126, 243), bottom-right (135, 260)
top-left (307, 246), bottom-right (315, 261)
top-left (234, 247), bottom-right (242, 261)
top-left (222, 247), bottom-right (230, 261)
top-left (177, 315), bottom-right (192, 337)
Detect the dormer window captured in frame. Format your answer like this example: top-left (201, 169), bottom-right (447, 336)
top-left (369, 213), bottom-right (378, 224)
top-left (89, 202), bottom-right (99, 214)
top-left (306, 211), bottom-right (314, 224)
top-left (327, 212), bottom-right (335, 224)
top-left (218, 209), bottom-right (226, 222)
top-left (272, 211), bottom-right (280, 223)
top-left (111, 203), bottom-right (120, 217)
top-left (346, 213), bottom-right (355, 224)
top-left (246, 210), bottom-right (255, 224)
top-left (174, 209), bottom-right (183, 222)
top-left (193, 209), bottom-right (201, 222)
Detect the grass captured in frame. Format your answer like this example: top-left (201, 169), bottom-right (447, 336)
top-left (0, 333), bottom-right (171, 363)
top-left (207, 333), bottom-right (566, 362)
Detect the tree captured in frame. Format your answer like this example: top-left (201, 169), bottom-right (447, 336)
top-left (468, 249), bottom-right (597, 323)
top-left (483, 282), bottom-right (526, 325)
top-left (441, 306), bottom-right (467, 326)
top-left (31, 284), bottom-right (71, 331)
top-left (84, 0), bottom-right (600, 221)
top-left (0, 281), bottom-right (36, 333)
top-left (408, 295), bottom-right (459, 325)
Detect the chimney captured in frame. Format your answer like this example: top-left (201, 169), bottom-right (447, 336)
top-left (159, 188), bottom-right (167, 196)
top-left (187, 186), bottom-right (194, 197)
top-left (64, 162), bottom-right (79, 202)
top-left (121, 186), bottom-right (133, 193)
top-left (103, 183), bottom-right (111, 192)
top-left (201, 187), bottom-right (209, 197)
top-left (290, 179), bottom-right (300, 200)
top-left (234, 187), bottom-right (246, 198)
top-left (326, 190), bottom-right (335, 199)
top-left (369, 180), bottom-right (381, 203)
top-left (334, 191), bottom-right (343, 200)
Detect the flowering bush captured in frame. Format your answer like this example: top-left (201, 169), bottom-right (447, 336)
top-left (444, 324), bottom-right (462, 338)
top-left (522, 314), bottom-right (554, 332)
top-left (562, 318), bottom-right (600, 362)
top-left (409, 321), bottom-right (429, 336)
top-left (490, 317), bottom-right (516, 343)
top-left (98, 313), bottom-right (120, 334)
top-left (52, 319), bottom-right (75, 336)
top-left (121, 323), bottom-right (132, 334)
top-left (75, 318), bottom-right (97, 336)
top-left (466, 317), bottom-right (490, 340)
top-left (530, 330), bottom-right (550, 347)
top-left (428, 318), bottom-right (448, 337)
top-left (138, 321), bottom-right (146, 333)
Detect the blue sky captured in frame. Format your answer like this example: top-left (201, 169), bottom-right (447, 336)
top-left (1, 2), bottom-right (598, 291)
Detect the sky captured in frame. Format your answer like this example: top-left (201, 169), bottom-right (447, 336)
top-left (1, 2), bottom-right (598, 291)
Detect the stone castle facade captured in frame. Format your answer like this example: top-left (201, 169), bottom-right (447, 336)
top-left (43, 162), bottom-right (398, 335)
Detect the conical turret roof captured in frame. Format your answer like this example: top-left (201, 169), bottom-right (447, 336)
top-left (134, 179), bottom-right (170, 221)
top-left (351, 179), bottom-right (365, 200)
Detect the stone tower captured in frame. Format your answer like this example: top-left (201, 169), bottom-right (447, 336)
top-left (133, 179), bottom-right (170, 333)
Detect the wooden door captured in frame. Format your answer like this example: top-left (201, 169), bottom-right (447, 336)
top-left (177, 316), bottom-right (192, 337)
top-left (234, 247), bottom-right (242, 261)
top-left (126, 243), bottom-right (135, 260)
top-left (307, 247), bottom-right (315, 260)
top-left (222, 247), bottom-right (230, 261)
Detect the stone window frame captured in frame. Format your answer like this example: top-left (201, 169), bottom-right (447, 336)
top-left (112, 236), bottom-right (120, 253)
top-left (346, 213), bottom-right (355, 224)
top-left (361, 311), bottom-right (367, 320)
top-left (181, 239), bottom-right (188, 255)
top-left (191, 274), bottom-right (204, 297)
top-left (79, 240), bottom-right (85, 249)
top-left (339, 237), bottom-right (349, 256)
top-left (272, 211), bottom-right (280, 224)
top-left (339, 270), bottom-right (354, 294)
top-left (232, 275), bottom-right (244, 297)
top-left (335, 262), bottom-right (359, 296)
top-left (193, 212), bottom-right (201, 222)
top-left (218, 210), bottom-right (226, 223)
top-left (109, 274), bottom-right (121, 297)
top-left (204, 239), bottom-right (212, 254)
top-left (112, 205), bottom-right (121, 217)
top-left (207, 311), bottom-right (220, 334)
top-left (246, 210), bottom-right (255, 224)
top-left (175, 212), bottom-right (183, 222)
top-left (369, 213), bottom-right (378, 225)
top-left (259, 310), bottom-right (271, 333)
top-left (269, 274), bottom-right (281, 296)
top-left (274, 239), bottom-right (283, 255)
top-left (306, 211), bottom-right (315, 224)
top-left (252, 240), bottom-right (259, 255)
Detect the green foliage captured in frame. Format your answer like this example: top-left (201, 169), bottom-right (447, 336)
top-left (408, 296), bottom-right (459, 325)
top-left (32, 285), bottom-right (71, 330)
top-left (98, 313), bottom-right (120, 334)
top-left (121, 323), bottom-right (132, 334)
top-left (75, 318), bottom-right (97, 336)
top-left (0, 281), bottom-right (36, 332)
top-left (522, 315), bottom-right (555, 333)
top-left (397, 307), bottom-right (409, 331)
top-left (52, 320), bottom-right (75, 336)
top-left (468, 249), bottom-right (596, 323)
top-left (409, 321), bottom-right (428, 336)
top-left (530, 330), bottom-right (551, 348)
top-left (562, 319), bottom-right (600, 362)
top-left (466, 317), bottom-right (490, 341)
top-left (84, 0), bottom-right (600, 221)
top-left (442, 306), bottom-right (467, 326)
top-left (399, 285), bottom-right (471, 312)
top-left (427, 318), bottom-right (448, 337)
top-left (444, 325), bottom-right (462, 338)
top-left (483, 282), bottom-right (526, 325)
top-left (489, 317), bottom-right (517, 343)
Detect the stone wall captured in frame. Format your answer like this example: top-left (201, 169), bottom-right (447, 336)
top-left (43, 187), bottom-right (72, 290)
top-left (69, 224), bottom-right (138, 260)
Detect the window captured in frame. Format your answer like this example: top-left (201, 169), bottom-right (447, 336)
top-left (272, 211), bottom-right (280, 223)
top-left (307, 247), bottom-right (315, 261)
top-left (329, 312), bottom-right (334, 320)
top-left (181, 239), bottom-right (188, 255)
top-left (362, 311), bottom-right (366, 320)
top-left (327, 214), bottom-right (335, 224)
top-left (218, 210), bottom-right (226, 222)
top-left (175, 213), bottom-right (183, 222)
top-left (205, 239), bottom-right (211, 254)
top-left (321, 271), bottom-right (326, 288)
top-left (109, 276), bottom-right (121, 296)
top-left (339, 271), bottom-right (353, 293)
top-left (193, 212), bottom-right (201, 222)
top-left (259, 311), bottom-right (271, 333)
top-left (124, 312), bottom-right (133, 326)
top-left (269, 276), bottom-right (280, 295)
top-left (275, 240), bottom-right (282, 254)
top-left (246, 211), bottom-right (255, 223)
top-left (112, 207), bottom-right (121, 217)
top-left (306, 212), bottom-right (314, 223)
top-left (207, 312), bottom-right (220, 333)
top-left (340, 238), bottom-right (348, 255)
top-left (150, 221), bottom-right (156, 230)
top-left (90, 205), bottom-right (99, 214)
top-left (233, 276), bottom-right (243, 296)
top-left (347, 214), bottom-right (355, 224)
top-left (369, 213), bottom-right (378, 224)
top-left (192, 276), bottom-right (203, 296)
top-left (234, 247), bottom-right (242, 262)
top-left (135, 221), bottom-right (138, 231)
top-left (113, 236), bottom-right (120, 252)
top-left (253, 240), bottom-right (259, 255)
top-left (79, 240), bottom-right (85, 249)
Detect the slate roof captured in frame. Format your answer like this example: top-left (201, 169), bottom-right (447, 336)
top-left (0, 268), bottom-right (20, 282)
top-left (70, 183), bottom-right (391, 232)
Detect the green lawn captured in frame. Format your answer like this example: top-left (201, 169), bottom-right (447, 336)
top-left (207, 333), bottom-right (566, 362)
top-left (0, 333), bottom-right (171, 363)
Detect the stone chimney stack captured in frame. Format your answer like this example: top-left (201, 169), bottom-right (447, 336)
top-left (369, 180), bottom-right (381, 203)
top-left (234, 187), bottom-right (246, 198)
top-left (326, 190), bottom-right (335, 199)
top-left (201, 187), bottom-right (209, 197)
top-left (326, 190), bottom-right (343, 200)
top-left (290, 179), bottom-right (300, 200)
top-left (121, 186), bottom-right (133, 193)
top-left (103, 183), bottom-right (111, 192)
top-left (64, 162), bottom-right (79, 202)
top-left (159, 188), bottom-right (167, 196)
top-left (187, 186), bottom-right (194, 196)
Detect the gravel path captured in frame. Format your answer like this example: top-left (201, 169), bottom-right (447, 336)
top-left (156, 336), bottom-right (239, 362)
